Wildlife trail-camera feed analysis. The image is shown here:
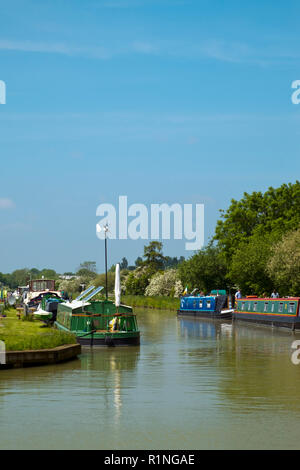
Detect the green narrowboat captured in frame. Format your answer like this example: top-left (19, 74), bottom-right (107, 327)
top-left (55, 286), bottom-right (140, 346)
top-left (234, 296), bottom-right (300, 330)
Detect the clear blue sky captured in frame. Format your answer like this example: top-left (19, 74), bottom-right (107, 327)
top-left (0, 0), bottom-right (300, 274)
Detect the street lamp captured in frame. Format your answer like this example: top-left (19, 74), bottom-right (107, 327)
top-left (96, 223), bottom-right (109, 300)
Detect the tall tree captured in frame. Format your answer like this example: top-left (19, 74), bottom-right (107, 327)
top-left (214, 181), bottom-right (300, 263)
top-left (179, 245), bottom-right (227, 294)
top-left (228, 232), bottom-right (275, 295)
top-left (267, 228), bottom-right (300, 296)
top-left (143, 241), bottom-right (166, 271)
top-left (120, 257), bottom-right (128, 270)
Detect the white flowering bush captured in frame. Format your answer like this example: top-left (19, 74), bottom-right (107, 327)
top-left (145, 269), bottom-right (183, 297)
top-left (174, 279), bottom-right (184, 298)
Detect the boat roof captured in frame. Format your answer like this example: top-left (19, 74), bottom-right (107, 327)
top-left (61, 300), bottom-right (91, 309)
top-left (240, 297), bottom-right (300, 301)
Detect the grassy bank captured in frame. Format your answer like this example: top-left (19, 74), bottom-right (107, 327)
top-left (0, 308), bottom-right (76, 351)
top-left (122, 295), bottom-right (179, 311)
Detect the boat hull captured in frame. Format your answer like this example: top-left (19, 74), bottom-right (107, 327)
top-left (55, 321), bottom-right (140, 347)
top-left (177, 309), bottom-right (233, 319)
top-left (78, 333), bottom-right (140, 347)
top-left (233, 312), bottom-right (300, 330)
top-left (234, 297), bottom-right (300, 330)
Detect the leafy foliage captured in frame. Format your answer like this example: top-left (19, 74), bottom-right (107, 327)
top-left (124, 267), bottom-right (152, 295)
top-left (267, 228), bottom-right (300, 296)
top-left (76, 261), bottom-right (97, 279)
top-left (214, 181), bottom-right (300, 262)
top-left (228, 233), bottom-right (276, 295)
top-left (142, 241), bottom-right (166, 270)
top-left (178, 245), bottom-right (227, 294)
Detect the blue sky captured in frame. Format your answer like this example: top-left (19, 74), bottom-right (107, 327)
top-left (0, 0), bottom-right (300, 274)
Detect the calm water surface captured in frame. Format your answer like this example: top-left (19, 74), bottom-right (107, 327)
top-left (1, 308), bottom-right (300, 449)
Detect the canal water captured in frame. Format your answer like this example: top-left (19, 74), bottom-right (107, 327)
top-left (1, 308), bottom-right (300, 450)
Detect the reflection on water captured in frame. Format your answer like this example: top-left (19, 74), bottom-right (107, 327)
top-left (1, 310), bottom-right (300, 449)
top-left (178, 316), bottom-right (233, 340)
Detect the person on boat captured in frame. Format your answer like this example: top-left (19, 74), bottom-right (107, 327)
top-left (234, 289), bottom-right (242, 306)
top-left (235, 289), bottom-right (242, 300)
top-left (271, 290), bottom-right (277, 298)
top-left (109, 317), bottom-right (118, 332)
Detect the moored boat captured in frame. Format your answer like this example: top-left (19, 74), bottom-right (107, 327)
top-left (33, 295), bottom-right (65, 324)
top-left (23, 279), bottom-right (62, 314)
top-left (233, 296), bottom-right (300, 330)
top-left (55, 265), bottom-right (140, 346)
top-left (55, 296), bottom-right (140, 346)
top-left (177, 289), bottom-right (234, 319)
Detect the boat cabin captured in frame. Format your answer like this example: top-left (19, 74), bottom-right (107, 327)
top-left (29, 279), bottom-right (56, 292)
top-left (236, 297), bottom-right (300, 316)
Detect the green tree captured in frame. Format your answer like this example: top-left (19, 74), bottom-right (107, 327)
top-left (120, 257), bottom-right (128, 270)
top-left (29, 268), bottom-right (41, 279)
top-left (8, 269), bottom-right (30, 289)
top-left (94, 272), bottom-right (115, 293)
top-left (39, 268), bottom-right (58, 279)
top-left (125, 269), bottom-right (151, 295)
top-left (179, 245), bottom-right (227, 294)
top-left (135, 257), bottom-right (143, 267)
top-left (76, 261), bottom-right (97, 279)
top-left (267, 228), bottom-right (300, 296)
top-left (143, 241), bottom-right (166, 271)
top-left (214, 181), bottom-right (300, 263)
top-left (228, 233), bottom-right (276, 296)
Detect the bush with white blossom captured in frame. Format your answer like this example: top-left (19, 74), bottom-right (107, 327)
top-left (145, 269), bottom-right (183, 297)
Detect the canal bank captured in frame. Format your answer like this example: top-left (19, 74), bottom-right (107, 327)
top-left (0, 343), bottom-right (81, 369)
top-left (0, 308), bottom-right (80, 368)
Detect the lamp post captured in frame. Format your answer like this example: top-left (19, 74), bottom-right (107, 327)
top-left (97, 223), bottom-right (109, 300)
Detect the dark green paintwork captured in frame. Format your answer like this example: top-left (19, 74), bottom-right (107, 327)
top-left (55, 299), bottom-right (140, 343)
top-left (236, 298), bottom-right (299, 316)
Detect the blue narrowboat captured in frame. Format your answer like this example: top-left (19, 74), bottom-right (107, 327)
top-left (177, 290), bottom-right (233, 319)
top-left (234, 296), bottom-right (300, 330)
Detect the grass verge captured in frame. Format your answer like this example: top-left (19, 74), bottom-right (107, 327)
top-left (121, 295), bottom-right (179, 311)
top-left (0, 308), bottom-right (77, 351)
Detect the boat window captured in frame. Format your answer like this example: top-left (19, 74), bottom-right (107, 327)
top-left (241, 302), bottom-right (245, 311)
top-left (193, 300), bottom-right (197, 309)
top-left (271, 303), bottom-right (275, 312)
top-left (207, 300), bottom-right (211, 308)
top-left (199, 301), bottom-right (203, 308)
top-left (248, 302), bottom-right (251, 311)
top-left (264, 302), bottom-right (268, 312)
top-left (279, 302), bottom-right (283, 313)
top-left (288, 303), bottom-right (295, 313)
top-left (253, 302), bottom-right (258, 312)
